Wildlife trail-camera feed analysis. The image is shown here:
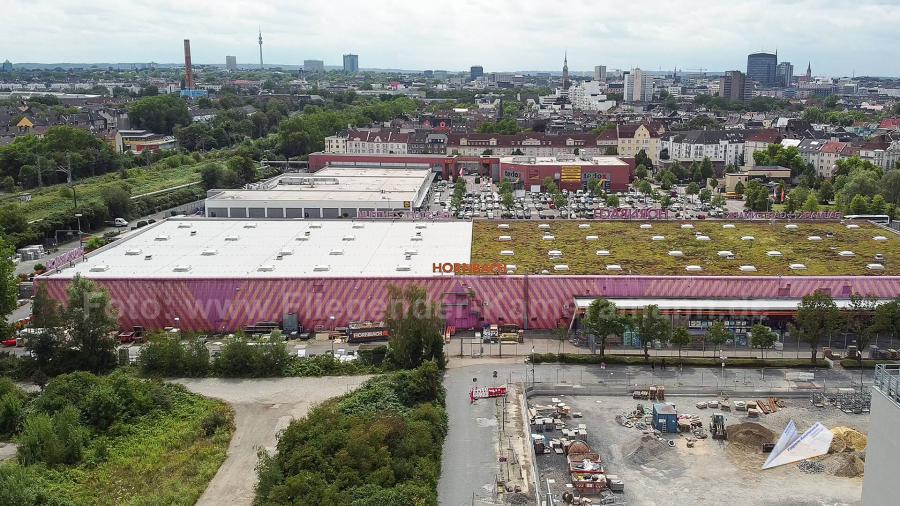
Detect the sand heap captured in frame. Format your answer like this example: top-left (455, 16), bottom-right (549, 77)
top-left (824, 452), bottom-right (865, 478)
top-left (727, 422), bottom-right (776, 451)
top-left (829, 426), bottom-right (867, 453)
top-left (626, 434), bottom-right (671, 466)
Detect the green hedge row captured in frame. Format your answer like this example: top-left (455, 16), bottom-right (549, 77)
top-left (530, 353), bottom-right (829, 368)
top-left (839, 358), bottom-right (899, 369)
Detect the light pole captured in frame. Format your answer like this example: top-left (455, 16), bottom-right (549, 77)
top-left (329, 315), bottom-right (336, 355)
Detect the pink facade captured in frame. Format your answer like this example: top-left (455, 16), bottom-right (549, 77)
top-left (37, 275), bottom-right (900, 333)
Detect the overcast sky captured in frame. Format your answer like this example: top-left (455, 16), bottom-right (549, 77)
top-left (4, 0), bottom-right (898, 76)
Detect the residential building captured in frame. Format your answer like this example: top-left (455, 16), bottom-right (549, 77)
top-left (617, 122), bottom-right (665, 163)
top-left (776, 62), bottom-right (793, 88)
top-left (860, 135), bottom-right (900, 170)
top-left (743, 130), bottom-right (783, 168)
top-left (408, 131), bottom-right (448, 154)
top-left (303, 59), bottom-right (325, 73)
top-left (343, 54), bottom-right (359, 73)
top-left (568, 80), bottom-right (616, 112)
top-left (448, 133), bottom-right (612, 157)
top-left (594, 65), bottom-right (607, 82)
top-left (470, 66), bottom-right (484, 81)
top-left (788, 138), bottom-right (852, 178)
top-left (747, 52), bottom-right (777, 87)
top-left (660, 130), bottom-right (747, 166)
top-left (719, 71), bottom-right (750, 102)
top-left (623, 68), bottom-right (653, 103)
top-left (225, 56), bottom-right (237, 71)
top-left (327, 129), bottom-right (409, 154)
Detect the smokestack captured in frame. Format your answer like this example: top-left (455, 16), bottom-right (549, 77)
top-left (183, 39), bottom-right (194, 89)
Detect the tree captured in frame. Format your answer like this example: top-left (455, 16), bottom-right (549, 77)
top-left (846, 294), bottom-right (878, 363)
top-left (200, 162), bottom-right (225, 190)
top-left (801, 192), bottom-right (819, 212)
top-left (706, 321), bottom-right (729, 357)
top-left (634, 179), bottom-right (652, 195)
top-left (699, 188), bottom-right (712, 203)
top-left (226, 156), bottom-right (256, 185)
top-left (128, 95), bottom-right (191, 135)
top-left (849, 194), bottom-right (870, 214)
top-left (174, 122), bottom-right (216, 151)
top-left (635, 164), bottom-right (648, 180)
top-left (0, 239), bottom-right (17, 341)
top-left (750, 324), bottom-right (777, 358)
top-left (100, 186), bottom-right (131, 218)
top-left (385, 285), bottom-right (445, 369)
top-left (699, 157), bottom-right (714, 180)
top-left (634, 149), bottom-right (653, 172)
top-left (605, 195), bottom-right (620, 207)
top-left (686, 182), bottom-right (700, 201)
top-left (870, 194), bottom-right (887, 215)
top-left (743, 180), bottom-right (770, 211)
top-left (582, 299), bottom-right (627, 357)
top-left (61, 275), bottom-right (119, 374)
top-left (753, 144), bottom-right (808, 177)
top-left (791, 290), bottom-right (841, 363)
top-left (873, 298), bottom-right (900, 349)
top-left (817, 180), bottom-right (834, 204)
top-left (734, 181), bottom-right (745, 195)
top-left (630, 305), bottom-right (671, 362)
top-left (784, 186), bottom-right (810, 213)
top-left (670, 327), bottom-right (692, 363)
top-left (708, 177), bottom-right (718, 190)
top-left (542, 177), bottom-right (558, 194)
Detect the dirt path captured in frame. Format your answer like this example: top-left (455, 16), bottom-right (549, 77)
top-left (174, 376), bottom-right (372, 506)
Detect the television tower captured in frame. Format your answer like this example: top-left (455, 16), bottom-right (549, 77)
top-left (258, 28), bottom-right (264, 69)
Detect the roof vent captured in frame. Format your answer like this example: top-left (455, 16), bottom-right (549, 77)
top-left (257, 265), bottom-right (274, 272)
top-left (498, 224), bottom-right (510, 229)
top-left (225, 235), bottom-right (239, 241)
top-left (313, 264), bottom-right (330, 272)
top-left (553, 264), bottom-right (570, 272)
top-left (352, 223), bottom-right (365, 229)
top-left (243, 222), bottom-right (258, 229)
top-left (767, 251), bottom-right (782, 257)
top-left (190, 230), bottom-right (197, 236)
top-left (741, 236), bottom-right (755, 241)
top-left (125, 248), bottom-right (142, 256)
top-left (874, 236), bottom-right (888, 242)
top-left (500, 250), bottom-right (514, 256)
top-left (838, 251), bottom-right (855, 257)
top-left (681, 224), bottom-right (694, 229)
top-left (722, 224), bottom-right (735, 229)
top-left (279, 248), bottom-right (293, 256)
top-left (651, 235), bottom-right (665, 241)
top-left (415, 224), bottom-right (427, 229)
top-left (538, 224), bottom-right (550, 230)
top-left (173, 265), bottom-right (191, 272)
top-left (668, 250), bottom-right (683, 257)
top-left (846, 224), bottom-right (860, 229)
top-left (685, 265), bottom-right (703, 272)
top-left (404, 249), bottom-right (418, 256)
top-left (154, 234), bottom-right (170, 241)
top-left (596, 250), bottom-right (611, 256)
top-left (144, 254), bottom-right (153, 261)
top-left (310, 224), bottom-right (322, 229)
top-left (89, 265), bottom-right (110, 272)
top-left (410, 236), bottom-right (423, 241)
top-left (640, 224), bottom-right (652, 229)
top-left (201, 249), bottom-right (218, 256)
top-left (342, 235), bottom-right (355, 241)
top-left (789, 263), bottom-right (807, 270)
top-left (295, 236), bottom-right (309, 241)
top-left (606, 264), bottom-right (622, 271)
top-left (579, 224), bottom-right (591, 229)
top-left (329, 249), bottom-right (344, 255)
top-left (542, 235), bottom-right (555, 241)
top-left (506, 264), bottom-right (517, 273)
top-left (785, 224), bottom-right (799, 230)
top-left (585, 235), bottom-right (599, 241)
top-left (867, 263), bottom-right (885, 271)
top-left (740, 265), bottom-right (757, 272)
top-left (395, 265), bottom-right (412, 272)
top-left (808, 236), bottom-right (822, 241)
top-left (717, 251), bottom-right (734, 258)
top-left (498, 235), bottom-right (512, 241)
top-left (177, 223), bottom-right (192, 229)
top-left (696, 235), bottom-right (711, 241)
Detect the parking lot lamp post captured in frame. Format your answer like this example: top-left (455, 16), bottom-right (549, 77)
top-left (531, 346), bottom-right (535, 387)
top-left (329, 315), bottom-right (335, 354)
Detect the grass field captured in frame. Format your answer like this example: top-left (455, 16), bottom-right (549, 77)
top-left (470, 220), bottom-right (900, 276)
top-left (9, 162), bottom-right (203, 222)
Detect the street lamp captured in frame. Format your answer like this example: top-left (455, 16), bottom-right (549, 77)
top-left (329, 315), bottom-right (336, 355)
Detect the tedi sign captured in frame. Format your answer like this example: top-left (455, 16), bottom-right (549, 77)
top-left (433, 262), bottom-right (508, 275)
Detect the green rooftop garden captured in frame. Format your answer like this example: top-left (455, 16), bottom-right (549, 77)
top-left (470, 220), bottom-right (900, 276)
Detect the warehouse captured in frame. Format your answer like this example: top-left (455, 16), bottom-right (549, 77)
top-left (205, 166), bottom-right (434, 219)
top-left (498, 155), bottom-right (634, 192)
top-left (37, 218), bottom-right (900, 333)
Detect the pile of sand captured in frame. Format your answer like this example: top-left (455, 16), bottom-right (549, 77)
top-left (625, 434), bottom-right (671, 466)
top-left (829, 426), bottom-right (867, 453)
top-left (823, 452), bottom-right (865, 478)
top-left (727, 422), bottom-right (776, 450)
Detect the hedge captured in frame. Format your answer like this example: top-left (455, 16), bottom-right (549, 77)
top-left (840, 358), bottom-right (900, 369)
top-left (530, 353), bottom-right (829, 368)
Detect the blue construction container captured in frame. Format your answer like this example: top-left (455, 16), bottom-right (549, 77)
top-left (652, 403), bottom-right (678, 433)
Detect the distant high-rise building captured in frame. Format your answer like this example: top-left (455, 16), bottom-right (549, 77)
top-left (343, 54), bottom-right (359, 73)
top-left (304, 60), bottom-right (325, 73)
top-left (623, 68), bottom-right (653, 103)
top-left (258, 29), bottom-right (264, 69)
top-left (746, 52), bottom-right (777, 87)
top-left (423, 70), bottom-right (434, 79)
top-left (719, 70), bottom-right (750, 102)
top-left (226, 55), bottom-right (237, 71)
top-left (593, 65), bottom-right (607, 81)
top-left (776, 61), bottom-right (794, 88)
top-left (562, 51), bottom-right (569, 89)
top-left (470, 65), bottom-right (484, 81)
top-left (0, 60), bottom-right (11, 72)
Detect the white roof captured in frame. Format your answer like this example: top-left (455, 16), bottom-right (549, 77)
top-left (574, 297), bottom-right (892, 311)
top-left (44, 218), bottom-right (473, 279)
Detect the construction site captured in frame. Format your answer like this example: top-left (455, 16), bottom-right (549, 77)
top-left (527, 391), bottom-right (870, 505)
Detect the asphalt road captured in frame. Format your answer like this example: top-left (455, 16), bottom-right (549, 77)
top-left (174, 376), bottom-right (371, 506)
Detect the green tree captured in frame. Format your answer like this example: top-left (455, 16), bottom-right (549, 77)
top-left (817, 180), bottom-right (834, 204)
top-left (200, 162), bottom-right (225, 190)
top-left (582, 299), bottom-right (627, 357)
top-left (699, 157), bottom-right (714, 180)
top-left (670, 327), bottom-right (692, 362)
top-left (128, 95), bottom-right (191, 135)
top-left (100, 186), bottom-right (131, 218)
top-left (790, 290), bottom-right (841, 363)
top-left (658, 170), bottom-right (675, 190)
top-left (634, 179), bottom-right (652, 195)
top-left (699, 188), bottom-right (712, 203)
top-left (743, 180), bottom-right (770, 211)
top-left (870, 194), bottom-right (887, 214)
top-left (873, 298), bottom-right (900, 348)
top-left (749, 324), bottom-right (777, 358)
top-left (801, 192), bottom-right (819, 212)
top-left (385, 285), bottom-right (445, 369)
top-left (849, 194), bottom-right (870, 214)
top-left (734, 181), bottom-right (745, 195)
top-left (61, 275), bottom-right (119, 374)
top-left (635, 164), bottom-right (648, 180)
top-left (846, 294), bottom-right (878, 365)
top-left (0, 239), bottom-right (17, 341)
top-left (605, 195), bottom-right (620, 207)
top-left (226, 156), bottom-right (256, 185)
top-left (630, 304), bottom-right (671, 362)
top-left (634, 149), bottom-right (653, 172)
top-left (542, 177), bottom-right (558, 194)
top-left (686, 182), bottom-right (700, 201)
top-left (705, 321), bottom-right (729, 357)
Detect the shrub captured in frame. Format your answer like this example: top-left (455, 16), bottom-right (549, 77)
top-left (529, 353), bottom-right (829, 368)
top-left (213, 338), bottom-right (290, 378)
top-left (139, 335), bottom-right (209, 377)
top-left (201, 405), bottom-right (235, 437)
top-left (0, 393), bottom-right (24, 437)
top-left (17, 406), bottom-right (89, 467)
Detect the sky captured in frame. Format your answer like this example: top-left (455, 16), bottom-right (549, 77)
top-left (3, 0), bottom-right (899, 76)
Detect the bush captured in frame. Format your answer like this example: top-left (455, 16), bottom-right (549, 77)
top-left (529, 353), bottom-right (829, 368)
top-left (201, 405), bottom-right (235, 437)
top-left (0, 393), bottom-right (24, 437)
top-left (213, 338), bottom-right (290, 378)
top-left (139, 335), bottom-right (209, 377)
top-left (0, 463), bottom-right (66, 505)
top-left (840, 358), bottom-right (899, 369)
top-left (17, 406), bottom-right (89, 467)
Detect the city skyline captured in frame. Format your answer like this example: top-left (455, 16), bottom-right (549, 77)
top-left (4, 0), bottom-right (899, 77)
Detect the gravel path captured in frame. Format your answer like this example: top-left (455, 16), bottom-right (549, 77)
top-left (174, 376), bottom-right (372, 506)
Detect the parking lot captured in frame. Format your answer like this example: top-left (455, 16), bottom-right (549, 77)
top-left (426, 175), bottom-right (732, 221)
top-left (529, 393), bottom-right (868, 506)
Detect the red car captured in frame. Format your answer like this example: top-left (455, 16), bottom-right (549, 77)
top-left (2, 339), bottom-right (17, 347)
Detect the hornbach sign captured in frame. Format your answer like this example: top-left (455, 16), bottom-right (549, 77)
top-left (433, 262), bottom-right (508, 275)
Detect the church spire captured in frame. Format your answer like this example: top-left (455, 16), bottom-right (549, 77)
top-left (806, 61), bottom-right (811, 78)
top-left (562, 50), bottom-right (569, 89)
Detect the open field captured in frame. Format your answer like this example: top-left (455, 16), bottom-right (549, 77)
top-left (530, 393), bottom-right (868, 506)
top-left (9, 161), bottom-right (203, 222)
top-left (471, 220), bottom-right (900, 276)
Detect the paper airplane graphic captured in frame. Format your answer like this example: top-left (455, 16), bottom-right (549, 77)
top-left (762, 420), bottom-right (834, 470)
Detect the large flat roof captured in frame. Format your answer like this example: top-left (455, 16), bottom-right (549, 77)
top-left (208, 166), bottom-right (433, 205)
top-left (45, 219), bottom-right (473, 279)
top-left (499, 156), bottom-right (628, 166)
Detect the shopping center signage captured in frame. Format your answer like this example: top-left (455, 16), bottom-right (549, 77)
top-left (357, 210), bottom-right (452, 220)
top-left (722, 211), bottom-right (842, 221)
top-left (594, 208), bottom-right (671, 220)
top-left (433, 262), bottom-right (508, 275)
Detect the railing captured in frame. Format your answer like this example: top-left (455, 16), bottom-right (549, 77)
top-left (873, 363), bottom-right (900, 406)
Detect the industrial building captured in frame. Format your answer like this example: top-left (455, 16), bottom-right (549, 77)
top-left (498, 155), bottom-right (634, 192)
top-left (205, 166), bottom-right (435, 219)
top-left (36, 218), bottom-right (900, 335)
